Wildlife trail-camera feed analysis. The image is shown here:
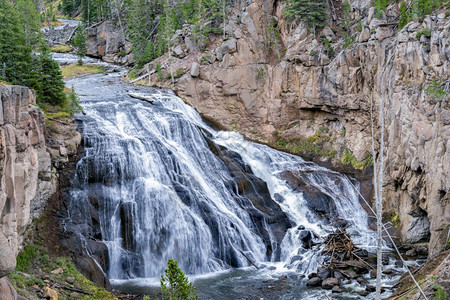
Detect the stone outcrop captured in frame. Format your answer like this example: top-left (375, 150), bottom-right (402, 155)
top-left (43, 23), bottom-right (78, 46)
top-left (160, 0), bottom-right (449, 256)
top-left (0, 85), bottom-right (54, 277)
top-left (86, 21), bottom-right (131, 64)
top-left (0, 84), bottom-right (82, 295)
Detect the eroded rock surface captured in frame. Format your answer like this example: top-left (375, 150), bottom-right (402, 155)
top-left (0, 85), bottom-right (53, 275)
top-left (167, 0), bottom-right (449, 256)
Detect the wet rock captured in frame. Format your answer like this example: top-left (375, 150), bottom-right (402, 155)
top-left (332, 285), bottom-right (342, 293)
top-left (322, 277), bottom-right (339, 289)
top-left (317, 267), bottom-right (330, 280)
top-left (279, 275), bottom-right (287, 280)
top-left (370, 269), bottom-right (377, 278)
top-left (395, 261), bottom-right (403, 268)
top-left (359, 290), bottom-right (370, 296)
top-left (298, 230), bottom-right (313, 249)
top-left (306, 277), bottom-right (322, 286)
top-left (382, 268), bottom-right (393, 275)
top-left (308, 272), bottom-right (317, 279)
top-left (334, 271), bottom-right (344, 281)
top-left (406, 248), bottom-right (417, 257)
top-left (357, 277), bottom-right (366, 284)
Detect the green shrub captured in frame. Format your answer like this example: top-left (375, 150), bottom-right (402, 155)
top-left (425, 80), bottom-right (448, 98)
top-left (257, 68), bottom-right (266, 80)
top-left (341, 148), bottom-right (373, 170)
top-left (416, 28), bottom-right (431, 39)
top-left (160, 259), bottom-right (198, 300)
top-left (432, 285), bottom-right (448, 300)
top-left (200, 54), bottom-right (212, 65)
top-left (283, 0), bottom-right (328, 31)
top-left (156, 63), bottom-right (164, 81)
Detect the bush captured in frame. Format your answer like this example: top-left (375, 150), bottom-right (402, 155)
top-left (416, 28), bottom-right (431, 40)
top-left (160, 259), bottom-right (198, 300)
top-left (283, 0), bottom-right (328, 31)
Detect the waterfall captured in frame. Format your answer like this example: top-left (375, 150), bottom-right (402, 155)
top-left (64, 69), bottom-right (375, 281)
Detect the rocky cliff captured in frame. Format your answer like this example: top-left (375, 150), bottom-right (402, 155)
top-left (0, 84), bottom-right (81, 296)
top-left (86, 20), bottom-right (131, 64)
top-left (136, 0), bottom-right (449, 257)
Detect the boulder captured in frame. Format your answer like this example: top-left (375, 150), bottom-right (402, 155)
top-left (332, 285), bottom-right (342, 293)
top-left (322, 277), bottom-right (339, 289)
top-left (317, 267), bottom-right (330, 280)
top-left (0, 235), bottom-right (16, 278)
top-left (190, 62), bottom-right (200, 77)
top-left (221, 38), bottom-right (237, 54)
top-left (306, 277), bottom-right (322, 286)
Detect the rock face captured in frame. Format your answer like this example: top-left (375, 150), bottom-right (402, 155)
top-left (0, 84), bottom-right (82, 289)
top-left (86, 21), bottom-right (131, 64)
top-left (0, 85), bottom-right (54, 276)
top-left (43, 23), bottom-right (78, 46)
top-left (170, 0), bottom-right (449, 256)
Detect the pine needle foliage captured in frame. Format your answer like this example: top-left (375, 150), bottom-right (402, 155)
top-left (160, 259), bottom-right (198, 300)
top-left (283, 0), bottom-right (328, 31)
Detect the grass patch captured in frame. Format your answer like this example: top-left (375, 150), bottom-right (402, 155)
top-left (42, 20), bottom-right (65, 26)
top-left (270, 129), bottom-right (337, 160)
top-left (16, 245), bottom-right (38, 272)
top-left (128, 69), bottom-right (140, 80)
top-left (51, 44), bottom-right (72, 53)
top-left (61, 64), bottom-right (106, 79)
top-left (341, 148), bottom-right (373, 170)
top-left (166, 67), bottom-right (185, 79)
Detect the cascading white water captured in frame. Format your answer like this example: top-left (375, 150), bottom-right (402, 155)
top-left (64, 65), bottom-right (375, 283)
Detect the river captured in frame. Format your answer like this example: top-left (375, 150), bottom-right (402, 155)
top-left (58, 54), bottom-right (403, 299)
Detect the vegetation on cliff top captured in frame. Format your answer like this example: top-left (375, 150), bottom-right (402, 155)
top-left (0, 0), bottom-right (67, 107)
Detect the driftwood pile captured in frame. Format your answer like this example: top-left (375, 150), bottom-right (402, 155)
top-left (321, 226), bottom-right (373, 273)
top-left (306, 226), bottom-right (379, 295)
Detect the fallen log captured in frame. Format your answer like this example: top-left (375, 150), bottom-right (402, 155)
top-left (127, 92), bottom-right (154, 104)
top-left (54, 284), bottom-right (92, 295)
top-left (130, 69), bottom-right (155, 83)
top-left (239, 250), bottom-right (259, 269)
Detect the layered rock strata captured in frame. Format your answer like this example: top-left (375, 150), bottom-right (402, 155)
top-left (168, 0), bottom-right (449, 256)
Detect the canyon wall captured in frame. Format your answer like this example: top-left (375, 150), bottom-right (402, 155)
top-left (0, 85), bottom-right (53, 278)
top-left (0, 84), bottom-right (81, 293)
top-left (167, 0), bottom-right (449, 256)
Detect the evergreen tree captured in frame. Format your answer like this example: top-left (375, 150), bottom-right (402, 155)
top-left (160, 259), bottom-right (198, 300)
top-left (14, 0), bottom-right (41, 47)
top-left (283, 0), bottom-right (328, 32)
top-left (72, 25), bottom-right (87, 64)
top-left (0, 0), bottom-right (33, 84)
top-left (33, 43), bottom-right (67, 106)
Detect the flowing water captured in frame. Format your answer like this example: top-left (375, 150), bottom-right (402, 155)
top-left (60, 55), bottom-right (393, 299)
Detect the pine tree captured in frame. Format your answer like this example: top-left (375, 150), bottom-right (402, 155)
top-left (283, 0), bottom-right (328, 32)
top-left (14, 0), bottom-right (41, 47)
top-left (0, 0), bottom-right (33, 84)
top-left (72, 25), bottom-right (87, 64)
top-left (33, 42), bottom-right (67, 106)
top-left (160, 259), bottom-right (198, 300)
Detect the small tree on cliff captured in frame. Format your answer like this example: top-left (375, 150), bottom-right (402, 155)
top-left (160, 259), bottom-right (198, 300)
top-left (283, 0), bottom-right (328, 33)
